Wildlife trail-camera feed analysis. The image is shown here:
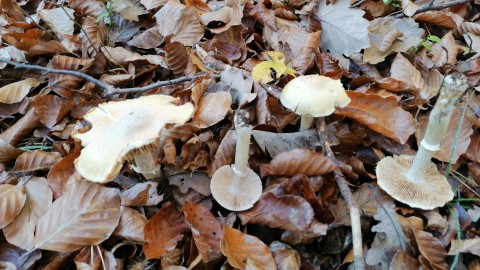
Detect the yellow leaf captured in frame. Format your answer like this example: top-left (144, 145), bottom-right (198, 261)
top-left (252, 61), bottom-right (287, 84)
top-left (263, 51), bottom-right (286, 63)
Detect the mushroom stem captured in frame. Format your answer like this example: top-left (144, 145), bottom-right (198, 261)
top-left (406, 73), bottom-right (468, 183)
top-left (231, 113), bottom-right (251, 191)
top-left (300, 115), bottom-right (314, 131)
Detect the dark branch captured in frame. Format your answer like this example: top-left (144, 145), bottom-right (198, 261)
top-left (416, 0), bottom-right (470, 13)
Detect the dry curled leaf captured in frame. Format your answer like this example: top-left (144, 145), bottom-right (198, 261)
top-left (165, 42), bottom-right (188, 77)
top-left (192, 92), bottom-right (232, 128)
top-left (0, 78), bottom-right (40, 104)
top-left (113, 206), bottom-right (147, 243)
top-left (31, 95), bottom-right (74, 129)
top-left (270, 241), bottom-right (301, 270)
top-left (13, 150), bottom-right (61, 173)
top-left (448, 239), bottom-right (480, 257)
top-left (0, 183), bottom-right (27, 229)
top-left (413, 229), bottom-right (449, 270)
top-left (143, 202), bottom-right (190, 259)
top-left (120, 182), bottom-right (163, 207)
top-left (259, 148), bottom-right (337, 177)
top-left (34, 179), bottom-right (121, 252)
top-left (220, 226), bottom-right (276, 270)
top-left (336, 91), bottom-right (416, 144)
top-left (183, 202), bottom-right (223, 262)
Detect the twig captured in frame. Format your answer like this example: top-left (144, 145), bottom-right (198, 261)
top-left (0, 58), bottom-right (213, 96)
top-left (351, 0), bottom-right (368, 8)
top-left (317, 118), bottom-right (365, 270)
top-left (415, 0), bottom-right (470, 13)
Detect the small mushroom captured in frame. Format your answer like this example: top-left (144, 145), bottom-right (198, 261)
top-left (376, 73), bottom-right (468, 210)
top-left (72, 95), bottom-right (194, 183)
top-left (210, 111), bottom-right (262, 211)
top-left (280, 75), bottom-right (351, 131)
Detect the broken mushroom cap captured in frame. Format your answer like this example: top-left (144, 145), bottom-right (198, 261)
top-left (72, 95), bottom-right (194, 183)
top-left (376, 155), bottom-right (454, 210)
top-left (280, 75), bottom-right (351, 117)
top-left (210, 165), bottom-right (262, 211)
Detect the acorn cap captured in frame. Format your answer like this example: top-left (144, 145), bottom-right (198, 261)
top-left (72, 95), bottom-right (194, 183)
top-left (280, 75), bottom-right (350, 117)
top-left (376, 155), bottom-right (454, 210)
top-left (210, 165), bottom-right (262, 211)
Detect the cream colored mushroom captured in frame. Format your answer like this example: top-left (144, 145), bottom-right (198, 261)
top-left (376, 73), bottom-right (468, 210)
top-left (72, 95), bottom-right (194, 183)
top-left (210, 112), bottom-right (262, 211)
top-left (280, 75), bottom-right (351, 131)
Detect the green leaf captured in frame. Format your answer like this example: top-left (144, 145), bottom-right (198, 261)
top-left (96, 12), bottom-right (108, 22)
top-left (421, 41), bottom-right (432, 51)
top-left (426, 35), bottom-right (441, 43)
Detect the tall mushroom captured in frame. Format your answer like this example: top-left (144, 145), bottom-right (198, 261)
top-left (210, 111), bottom-right (262, 211)
top-left (376, 73), bottom-right (468, 209)
top-left (280, 75), bottom-right (351, 131)
top-left (72, 95), bottom-right (194, 183)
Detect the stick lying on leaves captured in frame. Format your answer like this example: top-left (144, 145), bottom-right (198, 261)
top-left (317, 118), bottom-right (366, 270)
top-left (0, 58), bottom-right (209, 97)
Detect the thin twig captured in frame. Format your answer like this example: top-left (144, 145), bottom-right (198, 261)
top-left (317, 118), bottom-right (365, 270)
top-left (0, 58), bottom-right (213, 96)
top-left (415, 0), bottom-right (470, 13)
top-left (351, 0), bottom-right (368, 8)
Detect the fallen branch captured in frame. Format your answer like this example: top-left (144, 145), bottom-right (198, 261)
top-left (317, 118), bottom-right (365, 270)
top-left (0, 58), bottom-right (210, 97)
top-left (415, 0), bottom-right (470, 13)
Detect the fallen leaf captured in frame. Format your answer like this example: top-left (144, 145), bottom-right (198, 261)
top-left (270, 241), bottom-right (301, 270)
top-left (421, 210), bottom-right (449, 235)
top-left (200, 0), bottom-right (243, 34)
top-left (141, 0), bottom-right (168, 9)
top-left (314, 0), bottom-right (370, 56)
top-left (120, 182), bottom-right (163, 207)
top-left (31, 95), bottom-right (74, 129)
top-left (259, 148), bottom-right (337, 177)
top-left (336, 91), bottom-right (417, 144)
top-left (251, 129), bottom-right (321, 157)
top-left (0, 183), bottom-right (27, 229)
top-left (220, 226), bottom-right (276, 270)
top-left (413, 229), bottom-right (449, 270)
top-left (47, 55), bottom-right (94, 98)
top-left (13, 150), bottom-right (61, 173)
top-left (74, 245), bottom-right (117, 270)
top-left (0, 79), bottom-right (40, 104)
top-left (165, 42), bottom-right (188, 77)
top-left (221, 68), bottom-right (256, 108)
top-left (113, 206), bottom-right (147, 243)
top-left (389, 251), bottom-right (419, 270)
top-left (143, 202), bottom-right (190, 259)
top-left (34, 179), bottom-right (121, 252)
top-left (465, 133), bottom-right (480, 163)
top-left (210, 130), bottom-right (236, 176)
top-left (183, 202), bottom-right (223, 262)
top-left (111, 0), bottom-right (146, 21)
top-left (38, 8), bottom-right (75, 38)
top-left (79, 17), bottom-right (107, 58)
top-left (168, 171), bottom-right (211, 196)
top-left (192, 92), bottom-right (232, 128)
top-left (128, 26), bottom-right (164, 49)
top-left (3, 177), bottom-right (52, 250)
top-left (46, 149), bottom-right (80, 199)
top-left (414, 10), bottom-right (463, 29)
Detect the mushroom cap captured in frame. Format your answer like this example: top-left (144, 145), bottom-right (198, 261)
top-left (72, 95), bottom-right (194, 183)
top-left (376, 155), bottom-right (454, 210)
top-left (210, 165), bottom-right (262, 211)
top-left (280, 75), bottom-right (350, 117)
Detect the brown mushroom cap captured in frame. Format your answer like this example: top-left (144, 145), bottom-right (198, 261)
top-left (210, 165), bottom-right (262, 211)
top-left (376, 155), bottom-right (454, 210)
top-left (280, 75), bottom-right (350, 117)
top-left (72, 95), bottom-right (194, 183)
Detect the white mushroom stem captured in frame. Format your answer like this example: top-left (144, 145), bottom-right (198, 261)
top-left (406, 73), bottom-right (468, 183)
top-left (231, 116), bottom-right (252, 192)
top-left (300, 115), bottom-right (314, 131)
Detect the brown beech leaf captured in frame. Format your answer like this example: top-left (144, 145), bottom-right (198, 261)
top-left (165, 42), bottom-right (188, 77)
top-left (155, 0), bottom-right (205, 46)
top-left (413, 229), bottom-right (449, 270)
top-left (141, 0), bottom-right (168, 9)
top-left (34, 180), bottom-right (121, 252)
top-left (200, 0), bottom-right (243, 34)
top-left (31, 95), bottom-right (74, 129)
top-left (111, 0), bottom-right (146, 21)
top-left (220, 226), bottom-right (276, 270)
top-left (0, 141), bottom-right (23, 163)
top-left (252, 129), bottom-right (321, 157)
top-left (314, 0), bottom-right (369, 56)
top-left (79, 17), bottom-right (107, 58)
top-left (270, 241), bottom-right (301, 270)
top-left (120, 182), bottom-right (163, 207)
top-left (0, 183), bottom-right (27, 229)
top-left (448, 239), bottom-right (480, 257)
top-left (47, 148), bottom-right (80, 199)
top-left (465, 133), bottom-right (480, 163)
top-left (168, 171), bottom-right (211, 196)
top-left (3, 177), bottom-right (52, 250)
top-left (389, 251), bottom-right (419, 270)
top-left (0, 108), bottom-right (40, 146)
top-left (421, 210), bottom-right (448, 235)
top-left (192, 92), bottom-right (232, 128)
top-left (143, 202), bottom-right (190, 259)
top-left (99, 74), bottom-right (133, 88)
top-left (238, 192), bottom-right (314, 231)
top-left (363, 17), bottom-right (424, 64)
top-left (13, 150), bottom-right (61, 173)
top-left (413, 11), bottom-right (463, 29)
top-left (280, 219), bottom-right (328, 245)
top-left (210, 130), bottom-right (236, 175)
top-left (128, 27), bottom-right (164, 49)
top-left (336, 91), bottom-right (416, 144)
top-left (220, 68), bottom-right (255, 108)
top-left (47, 55), bottom-right (94, 98)
top-left (330, 183), bottom-right (393, 226)
top-left (259, 148), bottom-right (337, 177)
top-left (74, 245), bottom-right (117, 270)
top-left (417, 108), bottom-right (474, 163)
top-left (417, 32), bottom-right (463, 69)
top-left (113, 206), bottom-right (147, 243)
top-left (183, 202), bottom-right (223, 262)
top-left (38, 7), bottom-right (75, 38)
top-left (365, 201), bottom-right (411, 268)
top-left (0, 78), bottom-right (40, 104)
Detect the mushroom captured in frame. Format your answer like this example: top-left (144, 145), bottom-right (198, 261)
top-left (280, 75), bottom-right (351, 131)
top-left (72, 95), bottom-right (194, 183)
top-left (210, 111), bottom-right (262, 211)
top-left (376, 73), bottom-right (468, 210)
